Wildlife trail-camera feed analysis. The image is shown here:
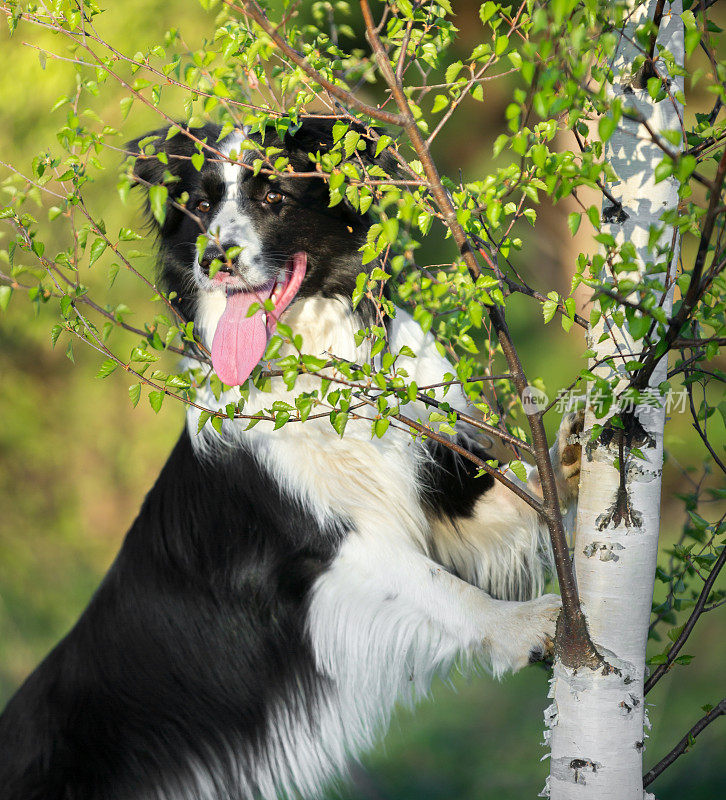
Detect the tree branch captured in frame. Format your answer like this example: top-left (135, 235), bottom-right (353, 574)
top-left (632, 145), bottom-right (726, 392)
top-left (645, 544), bottom-right (726, 694)
top-left (228, 0), bottom-right (406, 127)
top-left (358, 0), bottom-right (596, 663)
top-left (643, 699), bottom-right (726, 787)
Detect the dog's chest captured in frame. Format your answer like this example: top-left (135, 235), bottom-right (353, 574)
top-left (249, 423), bottom-right (430, 552)
top-left (189, 295), bottom-right (467, 547)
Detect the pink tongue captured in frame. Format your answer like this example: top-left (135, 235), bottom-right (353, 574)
top-left (211, 282), bottom-right (273, 387)
top-left (210, 252), bottom-right (307, 387)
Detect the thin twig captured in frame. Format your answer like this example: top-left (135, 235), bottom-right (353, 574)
top-left (632, 146), bottom-right (726, 392)
top-left (227, 0), bottom-right (405, 127)
top-left (645, 545), bottom-right (726, 694)
top-left (643, 699), bottom-right (726, 787)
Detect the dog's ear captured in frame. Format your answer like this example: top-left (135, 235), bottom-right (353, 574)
top-left (126, 123), bottom-right (221, 227)
top-left (282, 118), bottom-right (397, 175)
top-left (280, 118), bottom-right (398, 224)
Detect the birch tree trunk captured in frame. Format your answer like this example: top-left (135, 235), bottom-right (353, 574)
top-left (546, 3), bottom-right (684, 798)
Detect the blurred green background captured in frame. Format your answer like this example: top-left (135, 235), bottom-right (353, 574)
top-left (0, 2), bottom-right (723, 798)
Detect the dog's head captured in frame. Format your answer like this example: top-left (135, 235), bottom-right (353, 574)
top-left (129, 118), bottom-right (388, 385)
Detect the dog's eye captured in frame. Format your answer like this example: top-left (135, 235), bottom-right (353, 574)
top-left (195, 200), bottom-right (211, 213)
top-left (264, 191), bottom-right (284, 206)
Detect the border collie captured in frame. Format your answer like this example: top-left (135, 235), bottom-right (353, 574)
top-left (0, 119), bottom-right (581, 800)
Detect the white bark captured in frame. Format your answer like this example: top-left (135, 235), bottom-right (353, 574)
top-left (545, 3), bottom-right (684, 799)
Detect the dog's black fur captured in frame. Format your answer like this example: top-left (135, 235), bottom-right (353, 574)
top-left (0, 424), bottom-right (355, 799)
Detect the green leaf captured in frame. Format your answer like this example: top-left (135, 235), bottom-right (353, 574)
top-left (445, 60), bottom-right (463, 84)
top-left (161, 372), bottom-right (187, 389)
top-left (374, 417), bottom-right (390, 438)
top-left (542, 297), bottom-right (558, 324)
top-left (296, 396), bottom-right (314, 422)
top-left (130, 346), bottom-right (159, 363)
top-left (681, 9), bottom-right (697, 29)
top-left (274, 411), bottom-right (290, 430)
top-left (468, 300), bottom-right (483, 328)
top-left (0, 285), bottom-right (11, 312)
top-left (88, 238), bottom-right (107, 267)
top-left (331, 410), bottom-right (348, 437)
top-left (479, 1), bottom-right (497, 26)
top-left (432, 95), bottom-right (449, 114)
top-left (685, 27), bottom-right (701, 57)
top-left (374, 135), bottom-right (393, 158)
top-left (567, 212), bottom-right (581, 236)
top-left (96, 358), bottom-right (117, 378)
top-left (197, 410), bottom-right (211, 433)
top-left (149, 184), bottom-right (168, 225)
top-left (120, 96), bottom-right (133, 119)
top-left (654, 158), bottom-right (674, 183)
top-left (118, 227), bottom-right (142, 241)
top-left (191, 151), bottom-right (205, 171)
top-left (148, 390), bottom-right (164, 413)
top-left (598, 114), bottom-right (617, 142)
top-left (128, 383), bottom-right (142, 407)
top-left (413, 305), bottom-right (433, 333)
top-left (628, 312), bottom-right (650, 340)
top-left (587, 205), bottom-right (600, 229)
top-left (301, 354), bottom-right (328, 371)
top-left (675, 155), bottom-right (696, 183)
top-left (646, 76), bottom-right (662, 101)
top-left (382, 217), bottom-right (399, 243)
top-left (332, 120), bottom-right (348, 143)
top-left (509, 460), bottom-right (527, 482)
top-left (343, 130), bottom-right (361, 159)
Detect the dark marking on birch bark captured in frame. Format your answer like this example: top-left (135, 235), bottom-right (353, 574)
top-left (588, 412), bottom-right (654, 529)
top-left (595, 413), bottom-right (655, 453)
top-left (603, 203), bottom-right (629, 224)
top-left (596, 485), bottom-right (643, 530)
top-left (598, 432), bottom-right (643, 529)
top-left (551, 756), bottom-right (603, 786)
top-left (583, 541), bottom-right (625, 561)
top-left (570, 758), bottom-right (600, 784)
top-left (619, 693), bottom-right (641, 715)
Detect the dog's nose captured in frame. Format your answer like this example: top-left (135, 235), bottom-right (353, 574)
top-left (200, 242), bottom-right (238, 275)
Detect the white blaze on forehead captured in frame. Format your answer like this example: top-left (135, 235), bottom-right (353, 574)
top-left (219, 131), bottom-right (244, 199)
top-left (203, 129), bottom-right (265, 281)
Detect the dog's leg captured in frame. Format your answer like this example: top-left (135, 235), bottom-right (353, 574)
top-left (310, 533), bottom-right (562, 681)
top-left (528, 410), bottom-right (585, 506)
top-left (426, 411), bottom-right (584, 605)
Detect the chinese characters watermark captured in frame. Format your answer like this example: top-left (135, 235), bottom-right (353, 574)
top-left (552, 387), bottom-right (688, 415)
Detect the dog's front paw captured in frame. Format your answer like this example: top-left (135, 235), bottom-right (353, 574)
top-left (486, 593), bottom-right (561, 677)
top-left (552, 410), bottom-right (584, 503)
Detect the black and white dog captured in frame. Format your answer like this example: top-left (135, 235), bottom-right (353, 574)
top-left (0, 119), bottom-right (581, 800)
